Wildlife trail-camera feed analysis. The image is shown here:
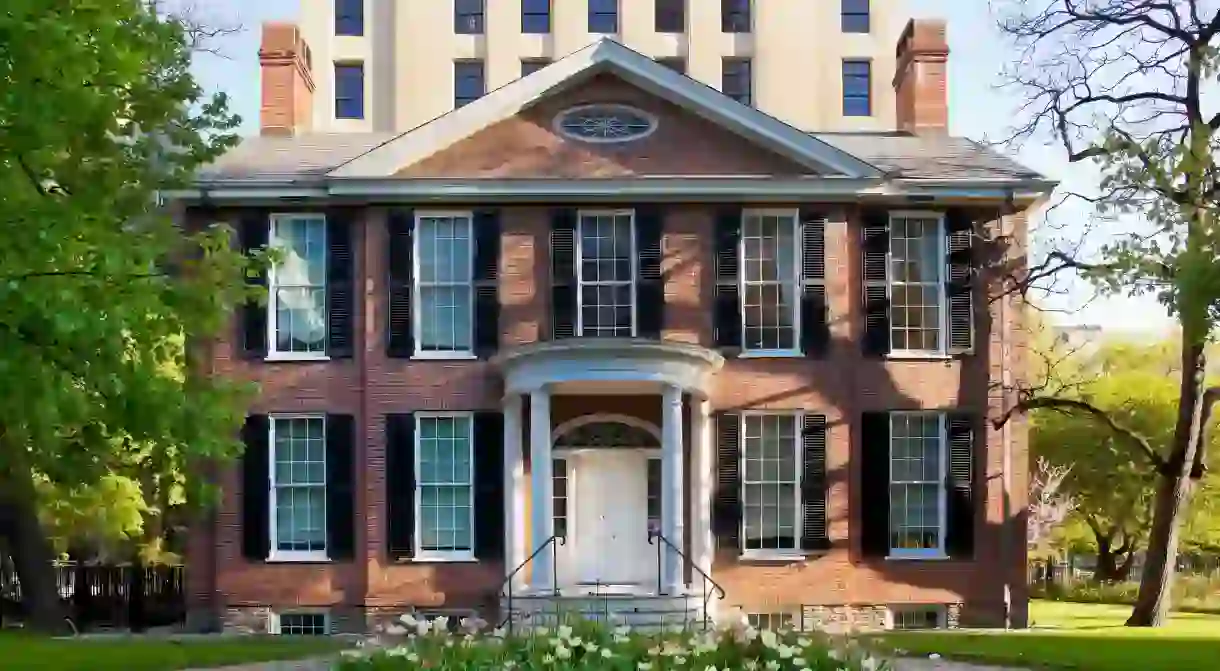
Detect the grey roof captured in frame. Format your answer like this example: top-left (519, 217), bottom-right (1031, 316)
top-left (813, 131), bottom-right (1041, 180)
top-left (197, 129), bottom-right (1043, 183)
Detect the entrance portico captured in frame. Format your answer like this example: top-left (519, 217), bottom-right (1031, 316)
top-left (495, 339), bottom-right (723, 596)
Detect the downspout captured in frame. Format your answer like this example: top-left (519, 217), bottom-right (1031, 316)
top-left (999, 192), bottom-right (1015, 630)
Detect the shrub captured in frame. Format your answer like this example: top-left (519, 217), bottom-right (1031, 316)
top-left (1030, 573), bottom-right (1220, 613)
top-left (338, 612), bottom-right (891, 671)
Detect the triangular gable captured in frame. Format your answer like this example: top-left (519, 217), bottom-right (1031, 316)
top-left (329, 39), bottom-right (884, 179)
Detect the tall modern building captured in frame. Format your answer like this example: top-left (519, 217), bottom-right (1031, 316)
top-left (301, 0), bottom-right (906, 133)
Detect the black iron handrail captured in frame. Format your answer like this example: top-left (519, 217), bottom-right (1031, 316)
top-left (648, 531), bottom-right (726, 630)
top-left (498, 534), bottom-right (565, 634)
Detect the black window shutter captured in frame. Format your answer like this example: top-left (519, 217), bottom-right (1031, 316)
top-left (241, 414), bottom-right (270, 561)
top-left (712, 411), bottom-right (742, 551)
top-left (473, 412), bottom-right (505, 561)
top-left (326, 210), bottom-right (356, 358)
top-left (386, 413), bottom-right (416, 559)
top-left (799, 210), bottom-right (829, 357)
top-left (635, 206), bottom-right (665, 340)
top-left (800, 413), bottom-right (830, 551)
top-left (325, 414), bottom-right (356, 560)
top-left (945, 412), bottom-right (977, 558)
top-left (945, 209), bottom-right (975, 355)
top-left (860, 411), bottom-right (891, 557)
top-left (550, 209), bottom-right (578, 339)
top-left (386, 209), bottom-right (414, 358)
top-left (713, 208), bottom-right (742, 354)
top-left (861, 209), bottom-right (890, 357)
top-left (237, 210), bottom-right (269, 359)
top-left (473, 210), bottom-right (502, 358)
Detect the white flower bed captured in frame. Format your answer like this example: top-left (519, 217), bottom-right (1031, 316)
top-left (338, 609), bottom-right (892, 670)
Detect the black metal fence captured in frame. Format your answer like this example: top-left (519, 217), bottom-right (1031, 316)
top-left (0, 562), bottom-right (184, 631)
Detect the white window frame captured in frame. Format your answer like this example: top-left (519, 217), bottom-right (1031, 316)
top-left (887, 211), bottom-right (948, 358)
top-left (267, 213), bottom-right (329, 362)
top-left (887, 411), bottom-right (949, 560)
top-left (414, 412), bottom-right (477, 562)
top-left (271, 610), bottom-right (331, 635)
top-left (575, 209), bottom-right (637, 338)
top-left (267, 414), bottom-right (329, 563)
top-left (738, 411), bottom-right (804, 560)
top-left (738, 208), bottom-right (803, 357)
top-left (411, 210), bottom-right (476, 360)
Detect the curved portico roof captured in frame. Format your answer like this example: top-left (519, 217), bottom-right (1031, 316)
top-left (493, 338), bottom-right (724, 396)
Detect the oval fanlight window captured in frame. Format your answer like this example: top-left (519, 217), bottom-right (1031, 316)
top-left (554, 104), bottom-right (658, 143)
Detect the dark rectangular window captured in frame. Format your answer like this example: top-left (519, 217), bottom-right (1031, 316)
top-left (655, 0), bottom-right (685, 33)
top-left (335, 0), bottom-right (363, 36)
top-left (843, 60), bottom-right (872, 116)
top-left (722, 0), bottom-right (751, 33)
top-left (454, 61), bottom-right (485, 108)
top-left (521, 59), bottom-right (550, 77)
top-left (522, 0), bottom-right (551, 33)
top-left (842, 0), bottom-right (870, 33)
top-left (722, 58), bottom-right (752, 106)
top-left (657, 57), bottom-right (686, 74)
top-left (589, 0), bottom-right (618, 33)
top-left (334, 63), bottom-right (364, 119)
top-left (455, 0), bottom-right (485, 34)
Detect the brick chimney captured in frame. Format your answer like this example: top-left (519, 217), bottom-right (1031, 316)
top-left (259, 22), bottom-right (315, 136)
top-left (893, 19), bottom-right (949, 134)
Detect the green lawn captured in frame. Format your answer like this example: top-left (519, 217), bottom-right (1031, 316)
top-left (0, 632), bottom-right (351, 671)
top-left (874, 600), bottom-right (1220, 671)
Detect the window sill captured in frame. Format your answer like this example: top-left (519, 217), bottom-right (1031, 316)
top-left (412, 554), bottom-right (478, 563)
top-left (264, 353), bottom-right (331, 363)
top-left (265, 553), bottom-right (331, 563)
top-left (738, 551), bottom-right (820, 564)
top-left (411, 352), bottom-right (479, 361)
top-left (885, 552), bottom-right (950, 562)
top-left (738, 350), bottom-right (805, 359)
top-left (886, 352), bottom-right (954, 361)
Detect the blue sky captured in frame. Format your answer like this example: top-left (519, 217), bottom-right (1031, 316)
top-left (190, 0), bottom-right (1173, 333)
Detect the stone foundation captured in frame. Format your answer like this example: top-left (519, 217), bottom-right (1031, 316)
top-left (801, 602), bottom-right (963, 632)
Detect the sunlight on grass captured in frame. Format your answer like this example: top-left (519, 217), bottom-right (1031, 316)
top-left (875, 600), bottom-right (1220, 671)
top-left (0, 632), bottom-right (349, 671)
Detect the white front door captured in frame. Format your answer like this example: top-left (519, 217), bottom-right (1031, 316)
top-left (570, 449), bottom-right (655, 590)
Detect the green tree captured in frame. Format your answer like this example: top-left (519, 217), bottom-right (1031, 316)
top-left (998, 1), bottom-right (1220, 626)
top-left (1030, 340), bottom-right (1220, 582)
top-left (0, 0), bottom-right (258, 631)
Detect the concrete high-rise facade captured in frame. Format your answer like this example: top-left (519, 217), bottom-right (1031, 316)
top-left (300, 0), bottom-right (908, 134)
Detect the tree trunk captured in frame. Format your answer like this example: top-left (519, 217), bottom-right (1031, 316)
top-left (0, 468), bottom-right (69, 634)
top-left (1127, 342), bottom-right (1205, 627)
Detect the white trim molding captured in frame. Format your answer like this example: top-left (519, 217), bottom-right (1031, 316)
top-left (494, 338), bottom-right (724, 396)
top-left (328, 39), bottom-right (881, 179)
top-left (551, 413), bottom-right (663, 443)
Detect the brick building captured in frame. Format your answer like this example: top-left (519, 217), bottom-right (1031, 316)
top-left (180, 17), bottom-right (1051, 634)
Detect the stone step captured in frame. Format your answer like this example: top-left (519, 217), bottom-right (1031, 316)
top-left (501, 593), bottom-right (711, 632)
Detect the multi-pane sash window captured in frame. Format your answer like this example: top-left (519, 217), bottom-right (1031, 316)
top-left (889, 213), bottom-right (945, 353)
top-left (889, 413), bottom-right (946, 557)
top-left (723, 58), bottom-right (752, 106)
top-left (454, 0), bottom-right (484, 34)
top-left (722, 0), bottom-right (751, 32)
top-left (741, 210), bottom-right (800, 353)
top-left (842, 60), bottom-right (872, 116)
top-left (416, 414), bottom-right (475, 559)
top-left (334, 63), bottom-right (364, 120)
top-left (522, 0), bottom-right (551, 33)
top-left (275, 612), bottom-right (329, 636)
top-left (269, 214), bottom-right (328, 356)
top-left (741, 414), bottom-right (800, 554)
top-left (270, 416), bottom-right (327, 559)
top-left (577, 210), bottom-right (635, 337)
top-left (842, 0), bottom-right (870, 33)
top-left (657, 57), bottom-right (686, 74)
top-left (414, 212), bottom-right (474, 356)
top-left (521, 59), bottom-right (550, 77)
top-left (454, 61), bottom-right (485, 108)
top-left (335, 0), bottom-right (363, 36)
top-left (647, 457), bottom-right (662, 536)
top-left (589, 0), bottom-right (619, 33)
top-left (553, 458), bottom-right (568, 539)
top-left (655, 0), bottom-right (685, 32)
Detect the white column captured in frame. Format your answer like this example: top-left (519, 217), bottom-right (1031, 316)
top-left (502, 394), bottom-right (525, 591)
top-left (528, 387), bottom-right (554, 592)
top-left (691, 394), bottom-right (714, 588)
top-left (661, 384), bottom-right (686, 594)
